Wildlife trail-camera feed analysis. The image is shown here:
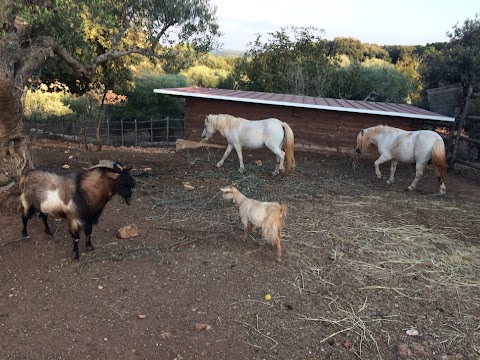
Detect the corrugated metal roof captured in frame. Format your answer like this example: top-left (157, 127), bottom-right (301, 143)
top-left (153, 87), bottom-right (455, 122)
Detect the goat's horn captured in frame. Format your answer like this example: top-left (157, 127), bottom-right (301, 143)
top-left (84, 160), bottom-right (116, 170)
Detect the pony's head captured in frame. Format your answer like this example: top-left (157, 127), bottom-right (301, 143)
top-left (201, 115), bottom-right (217, 140)
top-left (356, 126), bottom-right (381, 154)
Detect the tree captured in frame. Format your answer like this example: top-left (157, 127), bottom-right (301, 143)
top-left (328, 37), bottom-right (365, 62)
top-left (420, 14), bottom-right (480, 140)
top-left (0, 0), bottom-right (220, 186)
top-left (235, 26), bottom-right (333, 96)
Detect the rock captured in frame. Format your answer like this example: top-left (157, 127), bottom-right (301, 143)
top-left (411, 342), bottom-right (432, 358)
top-left (397, 343), bottom-right (412, 358)
top-left (194, 323), bottom-right (212, 331)
top-left (137, 314), bottom-right (146, 319)
top-left (116, 224), bottom-right (138, 239)
top-left (254, 160), bottom-right (263, 166)
top-left (183, 183), bottom-right (195, 191)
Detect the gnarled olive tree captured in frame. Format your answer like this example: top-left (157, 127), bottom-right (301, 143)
top-left (0, 0), bottom-right (219, 187)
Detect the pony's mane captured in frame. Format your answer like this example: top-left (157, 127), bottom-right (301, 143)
top-left (359, 125), bottom-right (385, 151)
top-left (207, 114), bottom-right (245, 132)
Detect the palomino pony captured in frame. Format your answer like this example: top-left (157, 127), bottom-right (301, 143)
top-left (201, 114), bottom-right (295, 175)
top-left (355, 125), bottom-right (447, 194)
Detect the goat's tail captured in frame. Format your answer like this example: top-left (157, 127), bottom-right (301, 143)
top-left (262, 204), bottom-right (287, 245)
top-left (432, 138), bottom-right (447, 194)
top-left (282, 122), bottom-right (296, 173)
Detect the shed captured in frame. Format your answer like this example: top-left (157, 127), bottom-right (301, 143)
top-left (154, 87), bottom-right (455, 153)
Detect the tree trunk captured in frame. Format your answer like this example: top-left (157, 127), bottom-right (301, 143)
top-left (96, 85), bottom-right (108, 152)
top-left (0, 76), bottom-right (33, 187)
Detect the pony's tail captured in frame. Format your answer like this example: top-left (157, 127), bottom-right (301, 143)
top-left (282, 122), bottom-right (296, 173)
top-left (432, 138), bottom-right (447, 185)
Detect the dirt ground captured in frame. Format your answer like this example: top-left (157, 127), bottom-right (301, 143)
top-left (1, 139), bottom-right (479, 360)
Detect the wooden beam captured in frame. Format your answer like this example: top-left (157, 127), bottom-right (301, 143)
top-left (456, 159), bottom-right (480, 170)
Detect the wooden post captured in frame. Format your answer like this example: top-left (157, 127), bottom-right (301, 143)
top-left (135, 119), bottom-right (138, 146)
top-left (150, 118), bottom-right (153, 145)
top-left (107, 118), bottom-right (110, 145)
top-left (72, 118), bottom-right (76, 143)
top-left (121, 118), bottom-right (124, 147)
top-left (166, 116), bottom-right (169, 143)
top-left (449, 85), bottom-right (474, 169)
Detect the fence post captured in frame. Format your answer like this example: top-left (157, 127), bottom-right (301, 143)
top-left (150, 118), bottom-right (153, 145)
top-left (166, 116), bottom-right (169, 143)
top-left (72, 118), bottom-right (76, 142)
top-left (135, 119), bottom-right (138, 146)
top-left (107, 118), bottom-right (110, 145)
top-left (121, 118), bottom-right (124, 147)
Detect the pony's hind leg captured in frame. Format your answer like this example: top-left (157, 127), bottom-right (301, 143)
top-left (386, 160), bottom-right (398, 185)
top-left (408, 162), bottom-right (425, 191)
top-left (434, 166), bottom-right (447, 195)
top-left (269, 146), bottom-right (285, 175)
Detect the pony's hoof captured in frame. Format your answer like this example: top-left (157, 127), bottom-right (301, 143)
top-left (407, 186), bottom-right (414, 191)
top-left (239, 168), bottom-right (245, 174)
top-left (272, 170), bottom-right (279, 176)
top-left (215, 163), bottom-right (222, 168)
top-left (386, 180), bottom-right (393, 185)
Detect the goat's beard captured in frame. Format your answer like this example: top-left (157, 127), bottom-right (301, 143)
top-left (115, 173), bottom-right (136, 205)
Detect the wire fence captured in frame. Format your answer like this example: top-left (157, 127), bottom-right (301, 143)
top-left (26, 117), bottom-right (184, 147)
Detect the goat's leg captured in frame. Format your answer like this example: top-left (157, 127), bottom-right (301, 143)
top-left (275, 236), bottom-right (282, 262)
top-left (386, 160), bottom-right (398, 185)
top-left (39, 212), bottom-right (53, 236)
top-left (216, 143), bottom-right (233, 168)
top-left (21, 206), bottom-right (35, 238)
top-left (243, 222), bottom-right (253, 241)
top-left (84, 224), bottom-right (94, 251)
top-left (68, 221), bottom-right (81, 260)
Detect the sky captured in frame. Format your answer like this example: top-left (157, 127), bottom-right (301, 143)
top-left (210, 0), bottom-right (480, 51)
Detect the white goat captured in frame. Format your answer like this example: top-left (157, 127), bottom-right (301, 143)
top-left (220, 185), bottom-right (287, 262)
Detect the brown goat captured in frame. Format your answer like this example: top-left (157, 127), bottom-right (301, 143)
top-left (220, 185), bottom-right (287, 262)
top-left (19, 160), bottom-right (135, 260)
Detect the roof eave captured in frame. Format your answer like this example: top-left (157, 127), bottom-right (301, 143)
top-left (153, 89), bottom-right (455, 122)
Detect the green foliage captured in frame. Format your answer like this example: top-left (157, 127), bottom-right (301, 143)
top-left (329, 37), bottom-right (365, 62)
top-left (327, 61), bottom-right (414, 103)
top-left (235, 26), bottom-right (333, 96)
top-left (181, 65), bottom-right (228, 88)
top-left (24, 88), bottom-right (73, 120)
top-left (421, 15), bottom-right (480, 90)
top-left (107, 74), bottom-right (189, 122)
top-left (4, 0), bottom-right (221, 92)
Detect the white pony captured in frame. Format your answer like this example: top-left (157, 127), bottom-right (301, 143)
top-left (201, 114), bottom-right (295, 175)
top-left (355, 125), bottom-right (447, 194)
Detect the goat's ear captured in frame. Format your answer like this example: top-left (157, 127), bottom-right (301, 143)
top-left (107, 172), bottom-right (120, 180)
top-left (220, 186), bottom-right (230, 193)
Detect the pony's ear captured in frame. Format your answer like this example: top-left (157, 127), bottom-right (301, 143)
top-left (205, 115), bottom-right (210, 123)
top-left (361, 129), bottom-right (364, 136)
